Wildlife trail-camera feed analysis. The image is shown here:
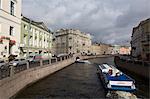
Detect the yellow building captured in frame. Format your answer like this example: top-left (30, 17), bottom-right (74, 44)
top-left (20, 16), bottom-right (52, 58)
top-left (91, 43), bottom-right (113, 55)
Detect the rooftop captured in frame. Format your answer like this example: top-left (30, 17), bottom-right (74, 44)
top-left (22, 16), bottom-right (51, 33)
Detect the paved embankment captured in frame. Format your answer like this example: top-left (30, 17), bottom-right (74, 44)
top-left (0, 57), bottom-right (75, 99)
top-left (114, 56), bottom-right (150, 80)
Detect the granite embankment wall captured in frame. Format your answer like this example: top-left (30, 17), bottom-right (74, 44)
top-left (0, 55), bottom-right (109, 99)
top-left (114, 56), bottom-right (150, 80)
top-left (0, 57), bottom-right (75, 99)
top-left (80, 54), bottom-right (112, 60)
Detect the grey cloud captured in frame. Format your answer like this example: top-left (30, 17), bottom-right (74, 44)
top-left (22, 0), bottom-right (150, 45)
top-left (115, 0), bottom-right (150, 27)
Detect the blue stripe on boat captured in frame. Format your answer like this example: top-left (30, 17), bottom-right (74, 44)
top-left (108, 85), bottom-right (136, 92)
top-left (106, 73), bottom-right (134, 81)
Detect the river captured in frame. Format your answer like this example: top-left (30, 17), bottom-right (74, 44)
top-left (14, 56), bottom-right (149, 98)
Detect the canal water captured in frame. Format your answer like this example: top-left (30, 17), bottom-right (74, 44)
top-left (15, 57), bottom-right (149, 98)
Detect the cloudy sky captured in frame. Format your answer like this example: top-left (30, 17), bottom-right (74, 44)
top-left (22, 0), bottom-right (150, 45)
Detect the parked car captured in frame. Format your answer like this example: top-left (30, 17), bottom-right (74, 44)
top-left (8, 54), bottom-right (17, 62)
top-left (52, 54), bottom-right (57, 58)
top-left (86, 53), bottom-right (93, 56)
top-left (0, 60), bottom-right (9, 69)
top-left (9, 58), bottom-right (28, 66)
top-left (26, 55), bottom-right (42, 62)
top-left (57, 53), bottom-right (68, 57)
top-left (26, 56), bottom-right (35, 62)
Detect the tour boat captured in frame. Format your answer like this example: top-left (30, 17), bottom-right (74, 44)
top-left (98, 63), bottom-right (136, 92)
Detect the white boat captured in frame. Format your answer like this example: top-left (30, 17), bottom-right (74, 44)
top-left (75, 59), bottom-right (91, 64)
top-left (98, 63), bottom-right (136, 92)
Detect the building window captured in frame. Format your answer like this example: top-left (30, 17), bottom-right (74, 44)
top-left (69, 37), bottom-right (72, 40)
top-left (29, 36), bottom-right (33, 46)
top-left (10, 1), bottom-right (15, 15)
top-left (29, 27), bottom-right (32, 32)
top-left (9, 26), bottom-right (14, 36)
top-left (24, 24), bottom-right (27, 30)
top-left (23, 35), bottom-right (27, 44)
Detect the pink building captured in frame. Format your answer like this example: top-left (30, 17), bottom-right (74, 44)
top-left (119, 47), bottom-right (131, 55)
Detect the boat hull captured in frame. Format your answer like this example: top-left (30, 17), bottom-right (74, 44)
top-left (98, 64), bottom-right (136, 92)
top-left (75, 60), bottom-right (90, 64)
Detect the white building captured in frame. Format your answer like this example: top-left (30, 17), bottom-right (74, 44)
top-left (55, 29), bottom-right (92, 55)
top-left (111, 45), bottom-right (121, 54)
top-left (0, 0), bottom-right (22, 59)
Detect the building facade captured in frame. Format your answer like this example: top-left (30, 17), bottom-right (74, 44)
top-left (119, 46), bottom-right (131, 55)
top-left (0, 0), bottom-right (22, 59)
top-left (110, 45), bottom-right (131, 55)
top-left (55, 29), bottom-right (92, 55)
top-left (51, 32), bottom-right (57, 56)
top-left (20, 16), bottom-right (52, 58)
top-left (111, 45), bottom-right (121, 54)
top-left (131, 18), bottom-right (150, 61)
top-left (91, 43), bottom-right (113, 55)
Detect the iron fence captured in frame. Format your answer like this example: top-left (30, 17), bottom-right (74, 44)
top-left (0, 55), bottom-right (73, 80)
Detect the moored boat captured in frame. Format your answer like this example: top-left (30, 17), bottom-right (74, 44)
top-left (75, 59), bottom-right (91, 64)
top-left (98, 63), bottom-right (136, 92)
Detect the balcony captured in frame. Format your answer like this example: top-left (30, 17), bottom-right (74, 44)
top-left (9, 40), bottom-right (16, 45)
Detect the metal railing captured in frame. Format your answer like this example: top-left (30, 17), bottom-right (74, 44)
top-left (0, 55), bottom-right (73, 80)
top-left (120, 58), bottom-right (150, 67)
